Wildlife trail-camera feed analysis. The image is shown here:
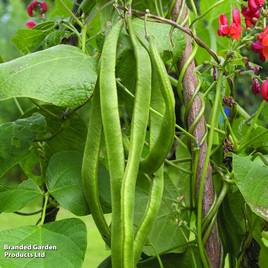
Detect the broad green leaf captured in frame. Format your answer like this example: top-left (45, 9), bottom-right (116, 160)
top-left (0, 113), bottom-right (47, 177)
top-left (0, 179), bottom-right (42, 212)
top-left (47, 151), bottom-right (89, 216)
top-left (46, 151), bottom-right (111, 216)
top-left (12, 29), bottom-right (48, 54)
top-left (20, 149), bottom-right (42, 185)
top-left (0, 45), bottom-right (97, 107)
top-left (0, 218), bottom-right (87, 268)
top-left (233, 154), bottom-right (268, 221)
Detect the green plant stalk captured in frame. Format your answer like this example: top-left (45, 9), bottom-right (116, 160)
top-left (133, 169), bottom-right (164, 265)
top-left (243, 100), bottom-right (266, 143)
top-left (121, 16), bottom-right (152, 268)
top-left (81, 26), bottom-right (87, 53)
top-left (197, 70), bottom-right (223, 268)
top-left (190, 0), bottom-right (224, 26)
top-left (202, 182), bottom-right (228, 231)
top-left (235, 103), bottom-right (250, 119)
top-left (177, 44), bottom-right (198, 102)
top-left (99, 20), bottom-right (124, 268)
top-left (59, 0), bottom-right (83, 28)
top-left (13, 97), bottom-right (24, 115)
top-left (40, 193), bottom-right (49, 226)
top-left (81, 86), bottom-right (111, 246)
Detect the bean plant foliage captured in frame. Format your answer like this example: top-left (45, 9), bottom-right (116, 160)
top-left (0, 0), bottom-right (268, 267)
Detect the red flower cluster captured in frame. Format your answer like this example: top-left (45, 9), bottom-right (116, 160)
top-left (242, 0), bottom-right (264, 28)
top-left (27, 0), bottom-right (48, 17)
top-left (252, 26), bottom-right (268, 61)
top-left (25, 1), bottom-right (48, 29)
top-left (252, 78), bottom-right (268, 101)
top-left (218, 8), bottom-right (242, 40)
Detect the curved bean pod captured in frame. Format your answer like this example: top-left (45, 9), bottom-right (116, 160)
top-left (133, 170), bottom-right (164, 264)
top-left (121, 16), bottom-right (152, 268)
top-left (81, 84), bottom-right (111, 246)
top-left (133, 66), bottom-right (165, 265)
top-left (140, 36), bottom-right (175, 175)
top-left (99, 20), bottom-right (124, 268)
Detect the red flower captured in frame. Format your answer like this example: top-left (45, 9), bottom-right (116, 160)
top-left (27, 0), bottom-right (39, 17)
top-left (218, 14), bottom-right (229, 36)
top-left (261, 80), bottom-right (268, 101)
top-left (242, 0), bottom-right (264, 27)
top-left (40, 1), bottom-right (48, 13)
top-left (27, 0), bottom-right (48, 17)
top-left (252, 78), bottom-right (261, 95)
top-left (252, 27), bottom-right (268, 61)
top-left (242, 6), bottom-right (259, 27)
top-left (25, 19), bottom-right (37, 29)
top-left (217, 9), bottom-right (242, 40)
top-left (249, 0), bottom-right (264, 12)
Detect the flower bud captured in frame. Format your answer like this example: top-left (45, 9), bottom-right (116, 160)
top-left (25, 19), bottom-right (37, 29)
top-left (252, 78), bottom-right (261, 95)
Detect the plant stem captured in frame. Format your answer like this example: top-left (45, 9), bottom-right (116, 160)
top-left (197, 70), bottom-right (223, 268)
top-left (202, 183), bottom-right (228, 230)
top-left (81, 26), bottom-right (87, 53)
top-left (40, 193), bottom-right (49, 226)
top-left (13, 97), bottom-right (24, 116)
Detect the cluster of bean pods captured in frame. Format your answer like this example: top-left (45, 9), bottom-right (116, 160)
top-left (82, 16), bottom-right (176, 268)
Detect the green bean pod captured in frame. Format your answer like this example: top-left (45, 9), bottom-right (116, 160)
top-left (99, 20), bottom-right (124, 268)
top-left (133, 169), bottom-right (164, 264)
top-left (121, 16), bottom-right (152, 268)
top-left (134, 66), bottom-right (165, 265)
top-left (81, 84), bottom-right (111, 246)
top-left (140, 36), bottom-right (175, 175)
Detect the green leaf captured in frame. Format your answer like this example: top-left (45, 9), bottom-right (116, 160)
top-left (233, 154), bottom-right (268, 221)
top-left (218, 189), bottom-right (248, 264)
top-left (47, 151), bottom-right (89, 216)
top-left (0, 218), bottom-right (87, 268)
top-left (0, 179), bottom-right (42, 212)
top-left (0, 45), bottom-right (97, 107)
top-left (0, 113), bottom-right (47, 177)
top-left (12, 29), bottom-right (48, 54)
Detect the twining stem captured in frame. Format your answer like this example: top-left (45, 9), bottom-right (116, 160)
top-left (40, 193), bottom-right (49, 226)
top-left (115, 5), bottom-right (220, 63)
top-left (190, 0), bottom-right (224, 27)
top-left (202, 182), bottom-right (228, 231)
top-left (60, 0), bottom-right (83, 28)
top-left (243, 100), bottom-right (266, 141)
top-left (197, 70), bottom-right (223, 268)
top-left (13, 97), bottom-right (24, 116)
